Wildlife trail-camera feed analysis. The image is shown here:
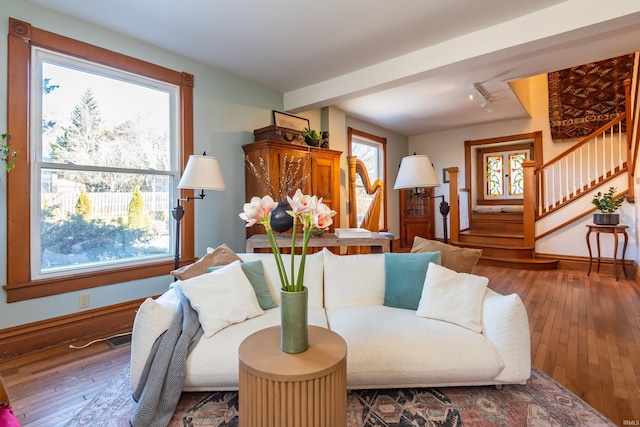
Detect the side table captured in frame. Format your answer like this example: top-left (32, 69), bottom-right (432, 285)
top-left (585, 224), bottom-right (629, 281)
top-left (238, 325), bottom-right (347, 427)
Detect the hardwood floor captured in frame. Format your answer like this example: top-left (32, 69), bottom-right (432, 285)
top-left (1, 264), bottom-right (639, 426)
top-left (0, 334), bottom-right (131, 426)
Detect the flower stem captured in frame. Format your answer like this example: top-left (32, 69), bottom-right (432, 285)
top-left (289, 220), bottom-right (297, 292)
top-left (296, 224), bottom-right (312, 292)
top-left (266, 228), bottom-right (289, 290)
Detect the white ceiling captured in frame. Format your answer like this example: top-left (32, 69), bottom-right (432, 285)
top-left (26, 0), bottom-right (640, 136)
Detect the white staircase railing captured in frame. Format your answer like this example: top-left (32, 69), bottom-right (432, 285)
top-left (535, 115), bottom-right (627, 218)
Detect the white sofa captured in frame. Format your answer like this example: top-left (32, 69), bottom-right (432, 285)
top-left (130, 248), bottom-right (531, 391)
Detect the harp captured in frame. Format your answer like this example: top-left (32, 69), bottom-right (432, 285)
top-left (348, 156), bottom-right (383, 232)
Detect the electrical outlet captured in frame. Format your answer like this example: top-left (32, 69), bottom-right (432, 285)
top-left (79, 294), bottom-right (90, 308)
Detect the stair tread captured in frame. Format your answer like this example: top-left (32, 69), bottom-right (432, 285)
top-left (480, 255), bottom-right (558, 264)
top-left (460, 230), bottom-right (523, 238)
top-left (451, 241), bottom-right (533, 250)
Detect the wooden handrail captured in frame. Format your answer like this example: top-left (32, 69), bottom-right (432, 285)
top-left (538, 114), bottom-right (625, 172)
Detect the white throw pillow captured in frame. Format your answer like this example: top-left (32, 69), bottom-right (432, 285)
top-left (177, 260), bottom-right (264, 338)
top-left (416, 263), bottom-right (488, 333)
top-left (322, 248), bottom-right (386, 309)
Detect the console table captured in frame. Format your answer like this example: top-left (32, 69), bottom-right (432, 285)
top-left (585, 224), bottom-right (629, 281)
top-left (246, 232), bottom-right (391, 253)
top-left (238, 326), bottom-right (347, 427)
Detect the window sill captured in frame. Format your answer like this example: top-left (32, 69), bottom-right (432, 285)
top-left (4, 258), bottom-right (196, 302)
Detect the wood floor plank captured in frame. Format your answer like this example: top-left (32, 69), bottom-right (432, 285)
top-left (0, 265), bottom-right (639, 426)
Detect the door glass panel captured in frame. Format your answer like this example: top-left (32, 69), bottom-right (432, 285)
top-left (486, 154), bottom-right (503, 196)
top-left (509, 152), bottom-right (526, 196)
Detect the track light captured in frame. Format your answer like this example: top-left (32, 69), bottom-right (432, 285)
top-left (472, 82), bottom-right (494, 112)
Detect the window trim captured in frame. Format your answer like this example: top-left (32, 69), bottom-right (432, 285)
top-left (475, 142), bottom-right (532, 205)
top-left (347, 127), bottom-right (388, 231)
top-left (5, 18), bottom-right (195, 302)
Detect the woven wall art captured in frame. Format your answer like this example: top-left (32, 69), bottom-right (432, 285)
top-left (548, 54), bottom-right (634, 141)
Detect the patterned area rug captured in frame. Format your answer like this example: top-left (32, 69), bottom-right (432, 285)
top-left (66, 366), bottom-right (615, 426)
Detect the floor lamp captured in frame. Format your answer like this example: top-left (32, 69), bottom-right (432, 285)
top-left (393, 154), bottom-right (451, 243)
top-left (173, 154), bottom-right (226, 271)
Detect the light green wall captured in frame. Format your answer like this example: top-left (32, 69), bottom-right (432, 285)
top-left (0, 0), bottom-right (409, 330)
top-left (0, 0), bottom-right (282, 328)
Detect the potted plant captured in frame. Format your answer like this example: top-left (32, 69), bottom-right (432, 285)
top-left (1, 134), bottom-right (18, 172)
top-left (591, 187), bottom-right (626, 225)
top-left (304, 128), bottom-right (322, 147)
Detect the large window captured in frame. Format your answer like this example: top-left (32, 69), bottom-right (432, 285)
top-left (6, 18), bottom-right (194, 301)
top-left (33, 49), bottom-right (178, 279)
top-left (348, 128), bottom-right (387, 231)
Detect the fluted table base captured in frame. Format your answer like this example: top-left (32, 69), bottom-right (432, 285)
top-left (238, 326), bottom-right (347, 427)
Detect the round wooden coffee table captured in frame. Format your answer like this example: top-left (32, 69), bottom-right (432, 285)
top-left (238, 325), bottom-right (347, 427)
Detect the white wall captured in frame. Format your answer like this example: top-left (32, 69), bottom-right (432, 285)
top-left (409, 74), bottom-right (637, 261)
top-left (0, 0), bottom-right (282, 329)
top-left (0, 3), bottom-right (408, 330)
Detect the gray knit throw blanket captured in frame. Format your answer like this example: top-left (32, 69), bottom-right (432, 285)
top-left (131, 286), bottom-right (204, 427)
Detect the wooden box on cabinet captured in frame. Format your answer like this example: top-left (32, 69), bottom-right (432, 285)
top-left (399, 188), bottom-right (435, 248)
top-left (242, 140), bottom-right (342, 238)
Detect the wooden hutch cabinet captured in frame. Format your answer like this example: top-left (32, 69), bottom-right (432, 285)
top-left (399, 188), bottom-right (435, 248)
top-left (242, 140), bottom-right (341, 238)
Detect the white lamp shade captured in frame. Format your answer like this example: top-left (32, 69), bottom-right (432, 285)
top-left (178, 155), bottom-right (226, 191)
top-left (393, 154), bottom-right (440, 189)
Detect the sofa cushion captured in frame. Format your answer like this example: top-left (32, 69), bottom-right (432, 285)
top-left (183, 306), bottom-right (329, 390)
top-left (177, 261), bottom-right (264, 338)
top-left (239, 252), bottom-right (324, 308)
top-left (171, 244), bottom-right (242, 280)
top-left (410, 237), bottom-right (481, 273)
top-left (326, 305), bottom-right (505, 388)
top-left (416, 263), bottom-right (489, 333)
top-left (383, 252), bottom-right (441, 310)
top-left (207, 260), bottom-right (277, 310)
top-left (323, 248), bottom-right (386, 309)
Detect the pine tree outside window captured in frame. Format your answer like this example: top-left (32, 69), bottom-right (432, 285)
top-left (33, 49), bottom-right (178, 279)
top-left (5, 19), bottom-right (194, 301)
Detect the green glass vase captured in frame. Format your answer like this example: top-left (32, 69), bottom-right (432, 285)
top-left (280, 287), bottom-right (309, 354)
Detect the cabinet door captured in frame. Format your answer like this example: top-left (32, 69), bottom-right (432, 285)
top-left (310, 154), bottom-right (340, 229)
top-left (275, 150), bottom-right (312, 201)
top-left (399, 188), bottom-right (434, 248)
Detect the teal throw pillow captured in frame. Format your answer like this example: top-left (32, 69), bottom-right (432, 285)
top-left (383, 252), bottom-right (441, 310)
top-left (207, 260), bottom-right (278, 310)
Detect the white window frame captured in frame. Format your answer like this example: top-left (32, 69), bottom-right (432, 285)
top-left (349, 129), bottom-right (387, 230)
top-left (29, 47), bottom-right (180, 280)
top-left (483, 149), bottom-right (529, 200)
